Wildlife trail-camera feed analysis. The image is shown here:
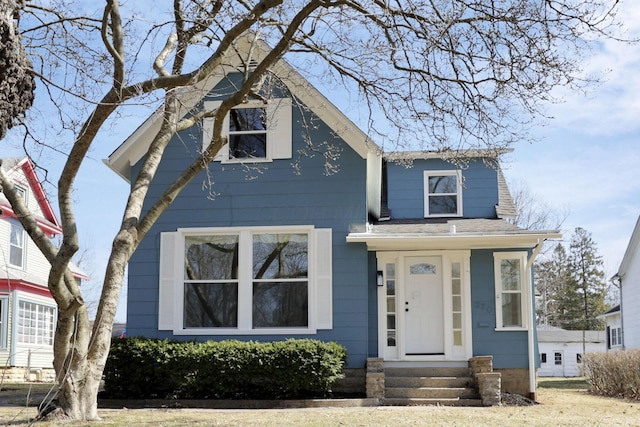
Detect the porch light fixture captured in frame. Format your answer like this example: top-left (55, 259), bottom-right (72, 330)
top-left (376, 270), bottom-right (384, 286)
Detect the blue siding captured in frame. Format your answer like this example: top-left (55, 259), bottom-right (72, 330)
top-left (126, 78), bottom-right (371, 368)
top-left (387, 158), bottom-right (499, 219)
top-left (470, 249), bottom-right (529, 369)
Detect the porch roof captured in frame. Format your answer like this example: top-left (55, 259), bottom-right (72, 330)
top-left (346, 218), bottom-right (561, 251)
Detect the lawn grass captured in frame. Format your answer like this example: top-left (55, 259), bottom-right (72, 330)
top-left (1, 378), bottom-right (638, 426)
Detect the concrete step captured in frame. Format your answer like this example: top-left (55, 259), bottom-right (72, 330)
top-left (385, 376), bottom-right (474, 389)
top-left (382, 397), bottom-right (483, 407)
top-left (385, 386), bottom-right (479, 399)
top-left (385, 367), bottom-right (471, 378)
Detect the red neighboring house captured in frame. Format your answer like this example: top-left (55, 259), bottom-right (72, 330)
top-left (0, 157), bottom-right (87, 381)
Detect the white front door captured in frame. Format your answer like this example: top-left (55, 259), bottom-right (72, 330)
top-left (404, 256), bottom-right (444, 355)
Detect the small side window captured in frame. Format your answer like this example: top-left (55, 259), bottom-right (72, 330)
top-left (540, 353), bottom-right (547, 363)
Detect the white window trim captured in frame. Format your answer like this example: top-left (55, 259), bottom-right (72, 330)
top-left (160, 225), bottom-right (332, 336)
top-left (202, 98), bottom-right (292, 163)
top-left (493, 251), bottom-right (530, 331)
top-left (8, 218), bottom-right (25, 270)
top-left (423, 170), bottom-right (463, 217)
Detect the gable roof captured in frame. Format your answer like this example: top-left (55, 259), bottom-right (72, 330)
top-left (0, 157), bottom-right (62, 236)
top-left (106, 33), bottom-right (376, 182)
top-left (537, 327), bottom-right (606, 344)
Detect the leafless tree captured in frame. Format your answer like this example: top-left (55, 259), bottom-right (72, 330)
top-left (0, 0), bottom-right (627, 421)
top-left (509, 178), bottom-right (569, 232)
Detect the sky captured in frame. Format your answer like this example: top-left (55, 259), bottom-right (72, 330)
top-left (4, 1), bottom-right (640, 322)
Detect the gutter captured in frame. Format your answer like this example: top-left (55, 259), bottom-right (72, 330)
top-left (526, 238), bottom-right (546, 400)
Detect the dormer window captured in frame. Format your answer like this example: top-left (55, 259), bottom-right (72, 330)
top-left (423, 170), bottom-right (463, 217)
top-left (203, 98), bottom-right (292, 163)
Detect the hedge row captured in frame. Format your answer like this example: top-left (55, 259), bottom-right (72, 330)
top-left (582, 350), bottom-right (640, 400)
top-left (103, 338), bottom-right (347, 400)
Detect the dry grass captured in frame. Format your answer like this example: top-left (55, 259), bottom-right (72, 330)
top-left (1, 378), bottom-right (639, 426)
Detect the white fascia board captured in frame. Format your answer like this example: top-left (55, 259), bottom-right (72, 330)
top-left (105, 71), bottom-right (229, 181)
top-left (346, 231), bottom-right (562, 251)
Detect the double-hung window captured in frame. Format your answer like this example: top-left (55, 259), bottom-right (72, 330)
top-left (423, 170), bottom-right (462, 217)
top-left (203, 98), bottom-right (292, 162)
top-left (159, 226), bottom-right (332, 335)
top-left (494, 252), bottom-right (529, 330)
top-left (9, 218), bottom-right (25, 269)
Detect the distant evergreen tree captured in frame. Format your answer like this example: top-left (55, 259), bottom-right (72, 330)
top-left (562, 228), bottom-right (608, 330)
top-left (535, 228), bottom-right (609, 330)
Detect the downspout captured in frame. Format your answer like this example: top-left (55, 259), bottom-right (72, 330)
top-left (525, 239), bottom-right (545, 400)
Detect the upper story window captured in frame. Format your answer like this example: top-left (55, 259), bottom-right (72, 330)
top-left (494, 252), bottom-right (529, 330)
top-left (423, 170), bottom-right (463, 217)
top-left (14, 185), bottom-right (27, 206)
top-left (229, 107), bottom-right (267, 159)
top-left (9, 218), bottom-right (25, 269)
top-left (203, 98), bottom-right (292, 163)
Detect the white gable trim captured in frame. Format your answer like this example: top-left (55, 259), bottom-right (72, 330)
top-left (106, 33), bottom-right (374, 181)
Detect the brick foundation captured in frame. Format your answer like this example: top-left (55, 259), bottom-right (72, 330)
top-left (0, 367), bottom-right (56, 383)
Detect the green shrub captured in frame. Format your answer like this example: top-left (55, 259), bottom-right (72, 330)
top-left (582, 350), bottom-right (640, 400)
top-left (103, 338), bottom-right (347, 400)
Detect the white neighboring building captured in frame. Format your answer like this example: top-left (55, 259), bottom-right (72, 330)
top-left (537, 325), bottom-right (606, 377)
top-left (599, 305), bottom-right (622, 351)
top-left (613, 215), bottom-right (640, 350)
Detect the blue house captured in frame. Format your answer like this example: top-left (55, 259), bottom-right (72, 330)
top-left (106, 36), bottom-right (559, 402)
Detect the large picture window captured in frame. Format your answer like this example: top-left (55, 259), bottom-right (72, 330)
top-left (423, 170), bottom-right (462, 217)
top-left (17, 300), bottom-right (56, 346)
top-left (160, 226), bottom-right (331, 335)
top-left (494, 252), bottom-right (529, 330)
